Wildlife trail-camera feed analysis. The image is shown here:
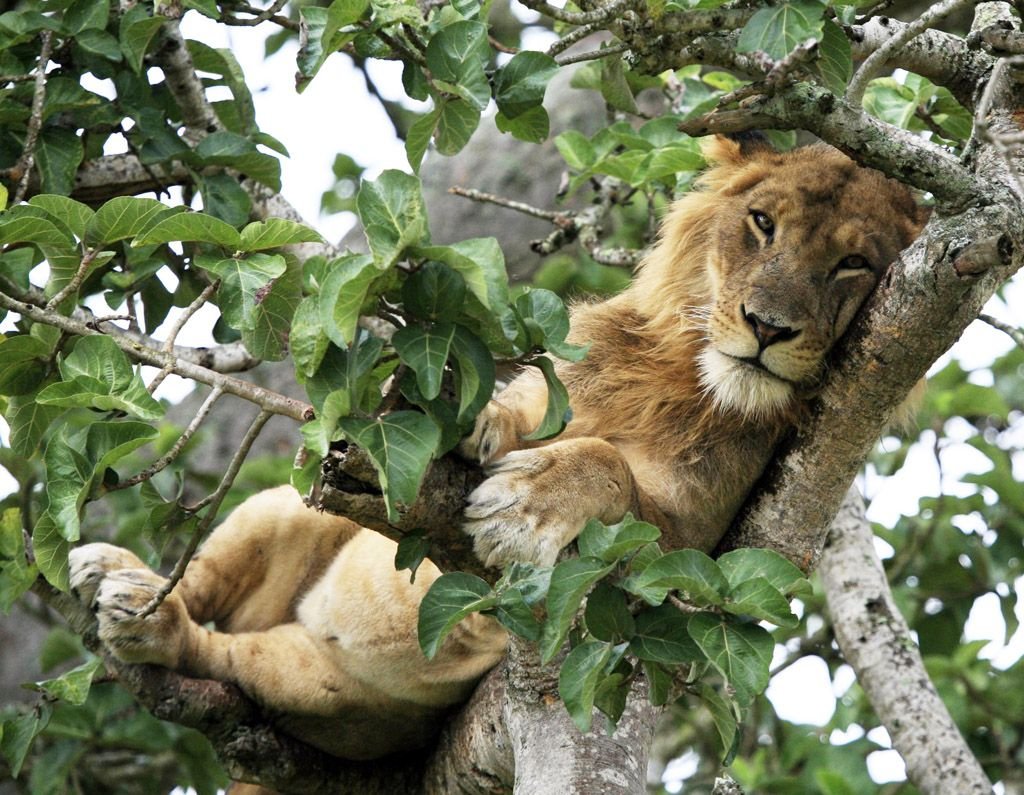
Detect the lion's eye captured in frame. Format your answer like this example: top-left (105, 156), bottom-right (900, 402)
top-left (832, 255), bottom-right (872, 279)
top-left (750, 211), bottom-right (774, 237)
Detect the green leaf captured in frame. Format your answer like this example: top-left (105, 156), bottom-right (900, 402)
top-left (814, 20), bottom-right (852, 95)
top-left (119, 6), bottom-right (164, 74)
top-left (628, 548), bottom-right (729, 607)
top-left (0, 335), bottom-right (51, 395)
top-left (392, 323), bottom-right (455, 401)
top-left (35, 128), bottom-right (83, 195)
top-left (1, 705), bottom-right (51, 778)
top-left (515, 289), bottom-right (589, 362)
top-left (85, 196), bottom-right (175, 247)
top-left (717, 548), bottom-right (809, 595)
top-left (555, 130), bottom-right (596, 171)
top-left (737, 0), bottom-right (826, 61)
top-left (198, 173), bottom-right (253, 227)
top-left (28, 195), bottom-right (93, 239)
top-left (357, 170), bottom-right (429, 270)
top-left (31, 658), bottom-right (101, 705)
top-left (133, 211), bottom-right (242, 249)
top-left (577, 515), bottom-right (662, 564)
top-left (402, 260), bottom-right (467, 321)
top-left (32, 512), bottom-right (70, 590)
top-left (36, 336), bottom-right (162, 420)
top-left (629, 603), bottom-right (703, 664)
top-left (318, 253), bottom-right (380, 346)
top-left (688, 613), bottom-right (773, 706)
top-left (493, 587), bottom-right (542, 640)
top-left (558, 640), bottom-right (612, 732)
top-left (194, 132), bottom-right (282, 191)
top-left (405, 109), bottom-right (436, 172)
top-left (239, 218), bottom-right (324, 251)
top-left (449, 325), bottom-right (495, 423)
top-left (296, 0), bottom-right (368, 89)
top-left (697, 683), bottom-right (742, 763)
top-left (495, 105), bottom-right (550, 144)
top-left (540, 557), bottom-right (614, 663)
top-left (425, 20), bottom-right (490, 110)
top-left (599, 57), bottom-right (638, 114)
top-left (418, 571), bottom-right (495, 658)
top-left (243, 256), bottom-right (302, 361)
top-left (523, 356), bottom-right (571, 441)
top-left (0, 558), bottom-right (37, 613)
top-left (584, 582), bottom-right (635, 642)
top-left (0, 210), bottom-right (75, 248)
top-left (434, 97), bottom-right (481, 156)
top-left (723, 576), bottom-right (797, 627)
top-left (494, 51), bottom-right (559, 119)
top-left (290, 296), bottom-right (331, 379)
top-left (6, 392), bottom-right (62, 457)
top-left (339, 412), bottom-right (441, 520)
top-left (395, 532), bottom-right (431, 582)
top-left (196, 252), bottom-right (287, 331)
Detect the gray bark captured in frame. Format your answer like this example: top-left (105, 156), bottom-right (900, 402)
top-left (820, 489), bottom-right (993, 795)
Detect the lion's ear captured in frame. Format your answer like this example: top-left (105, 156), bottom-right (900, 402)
top-left (701, 132), bottom-right (775, 165)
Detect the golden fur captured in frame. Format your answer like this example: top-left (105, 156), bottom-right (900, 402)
top-left (69, 136), bottom-right (922, 773)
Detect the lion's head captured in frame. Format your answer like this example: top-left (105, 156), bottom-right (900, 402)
top-left (635, 134), bottom-right (925, 420)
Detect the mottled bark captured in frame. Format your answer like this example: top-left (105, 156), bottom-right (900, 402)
top-left (820, 490), bottom-right (992, 795)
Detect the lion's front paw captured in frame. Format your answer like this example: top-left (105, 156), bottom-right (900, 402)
top-left (463, 449), bottom-right (581, 568)
top-left (69, 543), bottom-right (149, 608)
top-left (92, 568), bottom-right (192, 668)
top-left (459, 401), bottom-right (519, 465)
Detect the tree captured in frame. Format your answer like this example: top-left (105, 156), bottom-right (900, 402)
top-left (0, 0), bottom-right (1022, 793)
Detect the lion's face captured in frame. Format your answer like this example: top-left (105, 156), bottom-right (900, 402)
top-left (690, 140), bottom-right (923, 418)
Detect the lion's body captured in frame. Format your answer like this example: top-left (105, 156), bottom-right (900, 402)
top-left (70, 136), bottom-right (923, 770)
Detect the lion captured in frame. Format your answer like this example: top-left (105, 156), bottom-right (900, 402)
top-left (68, 135), bottom-right (923, 779)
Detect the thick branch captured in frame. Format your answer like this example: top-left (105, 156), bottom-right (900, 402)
top-left (678, 82), bottom-right (983, 208)
top-left (819, 489), bottom-right (992, 794)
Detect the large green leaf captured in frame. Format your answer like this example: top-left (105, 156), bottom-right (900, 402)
top-left (402, 260), bottom-right (467, 321)
top-left (523, 356), bottom-right (571, 440)
top-left (627, 548), bottom-right (729, 607)
top-left (737, 0), bottom-right (827, 61)
top-left (448, 324), bottom-right (495, 423)
top-left (425, 20), bottom-right (490, 110)
top-left (558, 640), bottom-right (611, 732)
top-left (296, 0), bottom-right (368, 89)
top-left (30, 658), bottom-right (101, 705)
top-left (577, 515), bottom-right (662, 564)
top-left (688, 613), bottom-right (774, 707)
top-left (723, 577), bottom-right (797, 627)
top-left (584, 582), bottom-right (635, 642)
top-left (133, 211), bottom-right (242, 249)
top-left (356, 170), bottom-right (428, 270)
top-left (493, 51), bottom-right (558, 119)
top-left (28, 195), bottom-right (94, 239)
top-left (194, 132), bottom-right (282, 191)
top-left (5, 392), bottom-right (62, 457)
top-left (515, 289), bottom-right (588, 362)
top-left (239, 218), bottom-right (324, 251)
top-left (196, 252), bottom-right (287, 332)
top-left (392, 323), bottom-right (456, 401)
top-left (0, 335), bottom-right (51, 395)
top-left (85, 196), bottom-right (176, 246)
top-left (339, 412), bottom-right (441, 520)
top-left (417, 571), bottom-right (495, 659)
top-left (36, 336), bottom-right (163, 420)
top-left (243, 256), bottom-right (302, 361)
top-left (717, 548), bottom-right (810, 596)
top-left (119, 5), bottom-right (164, 74)
top-left (540, 557), bottom-right (614, 663)
top-left (629, 603), bottom-right (703, 664)
top-left (317, 253), bottom-right (380, 346)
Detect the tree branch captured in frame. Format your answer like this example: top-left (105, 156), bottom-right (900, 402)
top-left (819, 489), bottom-right (992, 794)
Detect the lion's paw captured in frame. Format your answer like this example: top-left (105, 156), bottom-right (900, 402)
top-left (69, 543), bottom-right (149, 608)
top-left (70, 545), bottom-right (197, 670)
top-left (459, 401), bottom-right (519, 466)
top-left (463, 449), bottom-right (578, 568)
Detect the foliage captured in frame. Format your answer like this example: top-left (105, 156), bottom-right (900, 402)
top-left (0, 0), bottom-right (1019, 792)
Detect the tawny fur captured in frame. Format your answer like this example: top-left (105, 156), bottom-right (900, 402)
top-left (70, 137), bottom-right (923, 779)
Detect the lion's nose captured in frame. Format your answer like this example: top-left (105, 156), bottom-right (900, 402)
top-left (742, 307), bottom-right (800, 350)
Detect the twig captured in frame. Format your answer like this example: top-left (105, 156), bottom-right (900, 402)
top-left (555, 42), bottom-right (631, 67)
top-left (162, 280), bottom-right (220, 353)
top-left (979, 312), bottom-right (1024, 350)
top-left (449, 186), bottom-right (563, 221)
top-left (0, 289), bottom-right (313, 421)
top-left (547, 22), bottom-right (603, 58)
top-left (219, 0), bottom-right (289, 26)
top-left (846, 0), bottom-right (978, 105)
top-left (12, 31), bottom-right (54, 205)
top-left (518, 0), bottom-right (636, 26)
top-left (136, 408), bottom-right (272, 618)
top-left (111, 387), bottom-right (226, 491)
